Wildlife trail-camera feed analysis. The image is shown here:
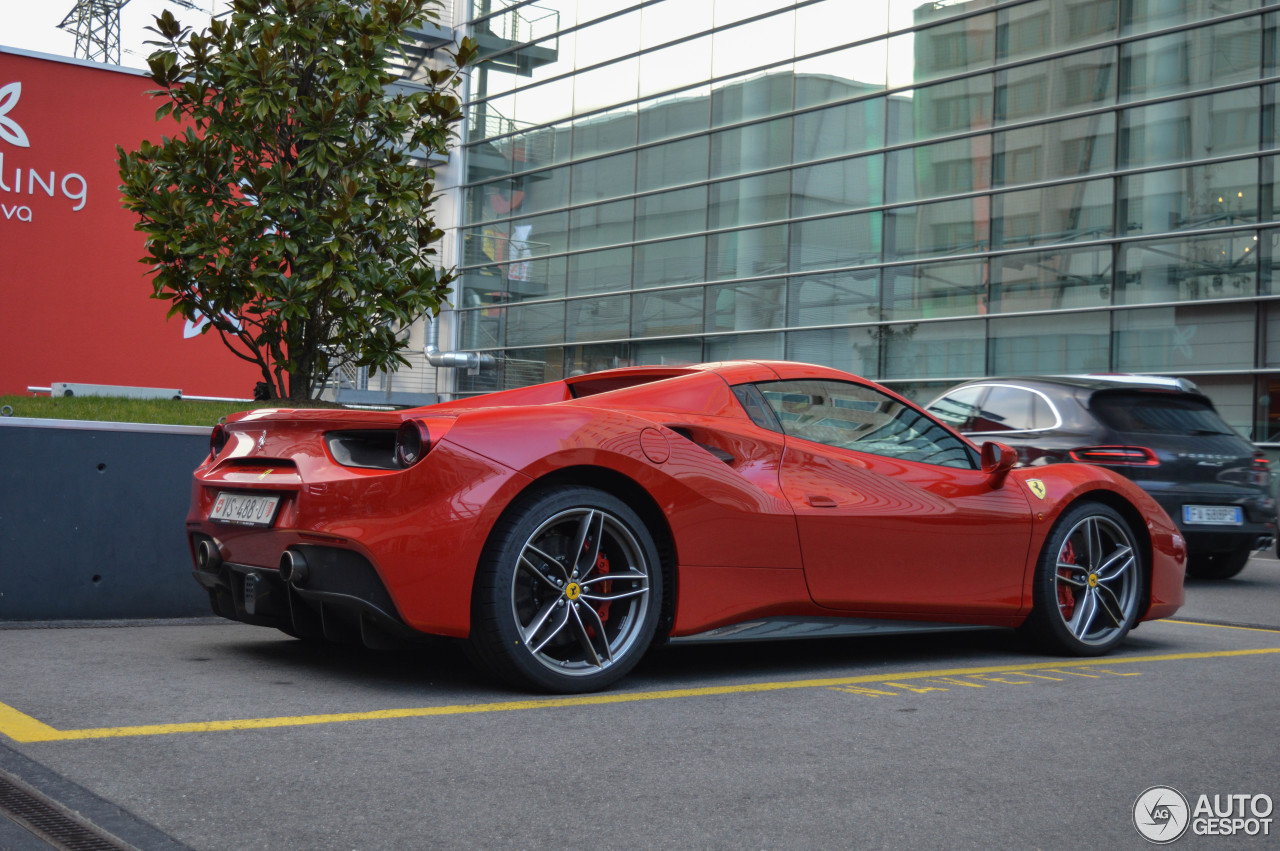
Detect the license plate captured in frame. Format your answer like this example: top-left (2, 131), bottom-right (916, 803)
top-left (209, 492), bottom-right (280, 526)
top-left (1182, 505), bottom-right (1243, 525)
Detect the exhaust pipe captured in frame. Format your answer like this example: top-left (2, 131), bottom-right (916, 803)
top-left (195, 539), bottom-right (222, 571)
top-left (279, 550), bottom-right (309, 585)
top-left (1255, 535), bottom-right (1274, 551)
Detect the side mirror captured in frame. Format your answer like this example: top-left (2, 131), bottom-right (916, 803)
top-left (981, 441), bottom-right (1017, 486)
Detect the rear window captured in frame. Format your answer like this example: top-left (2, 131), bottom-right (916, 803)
top-left (1090, 391), bottom-right (1236, 436)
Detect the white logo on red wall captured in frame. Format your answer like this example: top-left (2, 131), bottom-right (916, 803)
top-left (0, 82), bottom-right (30, 148)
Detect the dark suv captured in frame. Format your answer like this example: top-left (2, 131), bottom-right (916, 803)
top-left (926, 375), bottom-right (1276, 580)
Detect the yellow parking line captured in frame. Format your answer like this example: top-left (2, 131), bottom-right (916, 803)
top-left (1161, 618), bottom-right (1280, 634)
top-left (1, 648), bottom-right (1275, 743)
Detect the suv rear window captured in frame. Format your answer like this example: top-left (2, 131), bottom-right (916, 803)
top-left (1090, 391), bottom-right (1236, 436)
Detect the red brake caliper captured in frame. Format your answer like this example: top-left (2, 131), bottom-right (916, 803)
top-left (1057, 540), bottom-right (1077, 618)
top-left (594, 551), bottom-right (612, 624)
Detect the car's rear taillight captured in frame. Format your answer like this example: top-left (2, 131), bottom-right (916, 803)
top-left (209, 422), bottom-right (228, 460)
top-left (395, 419), bottom-right (432, 468)
top-left (1069, 446), bottom-right (1160, 466)
top-left (1249, 452), bottom-right (1272, 487)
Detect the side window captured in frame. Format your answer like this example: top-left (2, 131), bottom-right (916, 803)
top-left (973, 385), bottom-right (1034, 432)
top-left (754, 379), bottom-right (976, 469)
top-left (926, 386), bottom-right (985, 431)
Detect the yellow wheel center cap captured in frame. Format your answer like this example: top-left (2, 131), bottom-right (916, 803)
top-left (1087, 573), bottom-right (1099, 587)
top-left (565, 582), bottom-right (582, 601)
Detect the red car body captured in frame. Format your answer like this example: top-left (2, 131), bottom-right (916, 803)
top-left (187, 361), bottom-right (1185, 691)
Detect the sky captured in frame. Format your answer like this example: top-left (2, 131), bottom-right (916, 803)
top-left (0, 0), bottom-right (226, 68)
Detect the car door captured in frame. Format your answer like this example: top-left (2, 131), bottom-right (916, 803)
top-left (751, 379), bottom-right (1035, 616)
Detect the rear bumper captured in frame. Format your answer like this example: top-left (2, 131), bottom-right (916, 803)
top-left (191, 536), bottom-right (420, 648)
top-left (1147, 492), bottom-right (1276, 556)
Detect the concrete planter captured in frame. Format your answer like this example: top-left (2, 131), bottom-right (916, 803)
top-left (0, 418), bottom-right (212, 620)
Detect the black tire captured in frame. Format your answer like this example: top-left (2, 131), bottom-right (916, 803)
top-left (469, 486), bottom-right (663, 693)
top-left (1186, 548), bottom-right (1251, 581)
top-left (1021, 502), bottom-right (1144, 656)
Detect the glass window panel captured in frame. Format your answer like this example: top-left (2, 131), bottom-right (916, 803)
top-left (1114, 303), bottom-right (1256, 372)
top-left (714, 0), bottom-right (785, 28)
top-left (503, 165), bottom-right (571, 218)
top-left (569, 199), bottom-right (634, 251)
top-left (788, 270), bottom-right (881, 326)
top-left (633, 287), bottom-right (704, 337)
top-left (793, 155), bottom-right (884, 218)
top-left (790, 211), bottom-right (883, 272)
top-left (1121, 89), bottom-right (1261, 169)
top-left (638, 35), bottom-right (713, 99)
top-left (571, 108), bottom-right (636, 161)
top-left (711, 72), bottom-right (795, 128)
top-left (712, 13), bottom-right (794, 79)
top-left (708, 224), bottom-right (789, 280)
top-left (575, 7), bottom-right (642, 68)
top-left (993, 178), bottom-right (1113, 249)
top-left (794, 41), bottom-right (888, 109)
top-left (458, 306), bottom-right (503, 350)
top-left (995, 47), bottom-right (1115, 125)
top-left (705, 331), bottom-right (784, 361)
top-left (637, 186), bottom-right (708, 241)
top-left (785, 326), bottom-right (881, 378)
top-left (634, 236), bottom-right (707, 287)
top-left (574, 57), bottom-right (640, 113)
top-left (638, 85), bottom-right (712, 144)
top-left (997, 0), bottom-right (1118, 63)
top-left (889, 0), bottom-right (994, 29)
top-left (989, 312), bottom-right (1111, 374)
top-left (886, 136), bottom-right (991, 204)
top-left (883, 259), bottom-right (990, 321)
top-left (1120, 18), bottom-right (1261, 101)
top-left (886, 13), bottom-right (995, 88)
top-left (795, 0), bottom-right (889, 57)
top-left (568, 246), bottom-right (633, 295)
top-left (710, 117), bottom-right (793, 179)
top-left (641, 0), bottom-right (713, 48)
top-left (882, 319), bottom-right (986, 380)
top-left (506, 301), bottom-right (565, 347)
top-left (991, 246), bottom-right (1113, 313)
top-left (570, 151), bottom-right (636, 205)
top-left (1267, 227), bottom-right (1280, 296)
top-left (566, 294), bottom-right (630, 342)
top-left (637, 136), bottom-right (710, 194)
top-left (885, 198), bottom-right (987, 261)
top-left (1121, 0), bottom-right (1258, 36)
top-left (705, 279), bottom-right (786, 332)
top-left (709, 172), bottom-right (790, 230)
top-left (890, 75), bottom-right (994, 145)
top-left (1118, 231), bottom-right (1260, 305)
top-left (633, 337), bottom-right (704, 364)
top-left (793, 98), bottom-right (887, 164)
top-left (993, 113), bottom-right (1116, 187)
top-left (564, 342), bottom-right (632, 376)
top-left (1120, 159), bottom-right (1258, 235)
top-left (511, 210), bottom-right (569, 257)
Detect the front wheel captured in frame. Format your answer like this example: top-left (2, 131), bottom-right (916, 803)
top-left (469, 486), bottom-right (663, 693)
top-left (1021, 502), bottom-right (1143, 656)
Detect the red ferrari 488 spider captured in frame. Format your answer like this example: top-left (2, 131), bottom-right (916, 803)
top-left (188, 361), bottom-right (1185, 692)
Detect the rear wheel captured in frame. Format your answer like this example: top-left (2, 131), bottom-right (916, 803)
top-left (470, 486), bottom-right (662, 693)
top-left (1186, 548), bottom-right (1251, 580)
top-left (1022, 502), bottom-right (1143, 656)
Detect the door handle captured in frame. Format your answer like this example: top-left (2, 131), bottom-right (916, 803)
top-left (806, 495), bottom-right (838, 508)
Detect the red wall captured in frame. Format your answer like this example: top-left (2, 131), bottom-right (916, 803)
top-left (0, 49), bottom-right (261, 398)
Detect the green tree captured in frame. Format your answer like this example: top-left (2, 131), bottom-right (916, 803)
top-left (118, 0), bottom-right (476, 401)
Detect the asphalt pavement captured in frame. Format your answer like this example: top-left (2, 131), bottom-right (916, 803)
top-left (1, 556), bottom-right (1278, 850)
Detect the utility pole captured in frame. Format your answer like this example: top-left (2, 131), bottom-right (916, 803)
top-left (58, 0), bottom-right (130, 65)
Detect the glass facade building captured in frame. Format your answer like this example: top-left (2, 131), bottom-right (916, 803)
top-left (446, 0), bottom-right (1280, 441)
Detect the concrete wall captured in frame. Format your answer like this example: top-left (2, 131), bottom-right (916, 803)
top-left (0, 418), bottom-right (212, 620)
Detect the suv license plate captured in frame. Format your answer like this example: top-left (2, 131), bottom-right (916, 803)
top-left (1182, 505), bottom-right (1243, 525)
top-left (210, 492), bottom-right (280, 526)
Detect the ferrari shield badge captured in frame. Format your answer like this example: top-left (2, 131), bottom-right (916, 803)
top-left (1027, 479), bottom-right (1047, 500)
